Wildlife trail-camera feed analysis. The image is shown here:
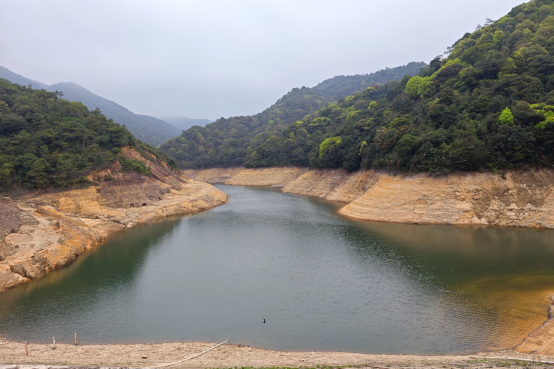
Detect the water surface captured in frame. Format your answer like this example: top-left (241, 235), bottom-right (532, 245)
top-left (1, 185), bottom-right (554, 354)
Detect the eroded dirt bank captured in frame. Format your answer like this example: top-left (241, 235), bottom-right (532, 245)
top-left (0, 154), bottom-right (228, 294)
top-left (187, 167), bottom-right (554, 228)
top-left (0, 340), bottom-right (551, 369)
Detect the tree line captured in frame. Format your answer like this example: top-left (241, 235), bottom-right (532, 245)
top-left (159, 63), bottom-right (426, 169)
top-left (0, 79), bottom-right (175, 189)
top-left (165, 0), bottom-right (554, 174)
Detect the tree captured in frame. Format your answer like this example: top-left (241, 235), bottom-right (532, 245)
top-left (405, 76), bottom-right (424, 98)
top-left (498, 107), bottom-right (514, 126)
top-left (27, 159), bottom-right (50, 188)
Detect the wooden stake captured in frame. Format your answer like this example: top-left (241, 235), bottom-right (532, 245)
top-left (25, 342), bottom-right (28, 356)
top-left (53, 336), bottom-right (55, 348)
top-left (74, 333), bottom-right (77, 345)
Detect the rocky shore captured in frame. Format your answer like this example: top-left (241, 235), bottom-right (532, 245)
top-left (0, 150), bottom-right (228, 295)
top-left (185, 167), bottom-right (554, 228)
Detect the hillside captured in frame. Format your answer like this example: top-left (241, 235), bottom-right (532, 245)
top-left (313, 66), bottom-right (427, 101)
top-left (160, 62), bottom-right (426, 168)
top-left (48, 82), bottom-right (180, 146)
top-left (0, 78), bottom-right (177, 190)
top-left (0, 67), bottom-right (180, 146)
top-left (189, 0), bottom-right (554, 173)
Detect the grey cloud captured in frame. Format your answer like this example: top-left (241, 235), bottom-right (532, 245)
top-left (1, 0), bottom-right (524, 120)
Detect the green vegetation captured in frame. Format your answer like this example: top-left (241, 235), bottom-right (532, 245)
top-left (0, 67), bottom-right (181, 147)
top-left (160, 62), bottom-right (426, 168)
top-left (47, 82), bottom-right (180, 147)
top-left (0, 79), bottom-right (173, 189)
top-left (164, 0), bottom-right (554, 174)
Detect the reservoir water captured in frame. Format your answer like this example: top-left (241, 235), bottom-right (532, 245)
top-left (2, 185), bottom-right (554, 354)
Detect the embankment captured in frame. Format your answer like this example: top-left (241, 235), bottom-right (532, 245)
top-left (0, 151), bottom-right (228, 294)
top-left (186, 167), bottom-right (554, 228)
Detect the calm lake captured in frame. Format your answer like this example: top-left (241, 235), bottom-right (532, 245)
top-left (1, 185), bottom-right (554, 354)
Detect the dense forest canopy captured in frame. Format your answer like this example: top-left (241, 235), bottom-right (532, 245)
top-left (311, 0), bottom-right (554, 173)
top-left (0, 79), bottom-right (174, 190)
top-left (159, 62), bottom-right (426, 169)
top-left (163, 0), bottom-right (554, 173)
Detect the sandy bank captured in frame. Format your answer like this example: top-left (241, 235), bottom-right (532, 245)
top-left (0, 340), bottom-right (551, 369)
top-left (338, 170), bottom-right (554, 228)
top-left (516, 295), bottom-right (554, 356)
top-left (185, 167), bottom-right (308, 187)
top-left (0, 154), bottom-right (228, 294)
top-left (187, 167), bottom-right (554, 228)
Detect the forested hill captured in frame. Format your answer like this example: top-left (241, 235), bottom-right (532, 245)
top-left (0, 67), bottom-right (180, 146)
top-left (0, 79), bottom-right (175, 190)
top-left (169, 0), bottom-right (554, 172)
top-left (312, 64), bottom-right (427, 101)
top-left (159, 62), bottom-right (425, 168)
top-left (48, 82), bottom-right (180, 146)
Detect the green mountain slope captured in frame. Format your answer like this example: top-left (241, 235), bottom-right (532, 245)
top-left (160, 62), bottom-right (426, 168)
top-left (190, 0), bottom-right (554, 172)
top-left (0, 67), bottom-right (180, 147)
top-left (0, 79), bottom-right (174, 189)
top-left (47, 82), bottom-right (180, 147)
top-left (313, 65), bottom-right (427, 101)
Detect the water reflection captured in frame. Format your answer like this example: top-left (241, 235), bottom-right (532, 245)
top-left (0, 185), bottom-right (553, 355)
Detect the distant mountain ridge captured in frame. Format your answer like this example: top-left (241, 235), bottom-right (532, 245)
top-left (160, 62), bottom-right (427, 168)
top-left (162, 117), bottom-right (213, 131)
top-left (313, 65), bottom-right (427, 101)
top-left (0, 66), bottom-right (180, 146)
top-left (48, 82), bottom-right (180, 146)
top-left (0, 66), bottom-right (49, 90)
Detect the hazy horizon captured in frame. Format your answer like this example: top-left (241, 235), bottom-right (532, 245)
top-left (1, 0), bottom-right (524, 120)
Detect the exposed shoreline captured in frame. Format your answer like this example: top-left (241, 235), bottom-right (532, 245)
top-left (0, 166), bottom-right (228, 295)
top-left (2, 339), bottom-right (554, 369)
top-left (185, 166), bottom-right (554, 229)
top-left (517, 295), bottom-right (554, 355)
top-left (3, 167), bottom-right (554, 366)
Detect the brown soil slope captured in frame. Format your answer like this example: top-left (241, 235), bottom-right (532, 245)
top-left (225, 167), bottom-right (308, 186)
top-left (183, 168), bottom-right (244, 184)
top-left (281, 168), bottom-right (381, 202)
top-left (339, 170), bottom-right (554, 227)
top-left (0, 151), bottom-right (228, 294)
top-left (188, 167), bottom-right (554, 228)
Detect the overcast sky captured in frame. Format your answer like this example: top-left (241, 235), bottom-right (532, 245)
top-left (1, 0), bottom-right (525, 120)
